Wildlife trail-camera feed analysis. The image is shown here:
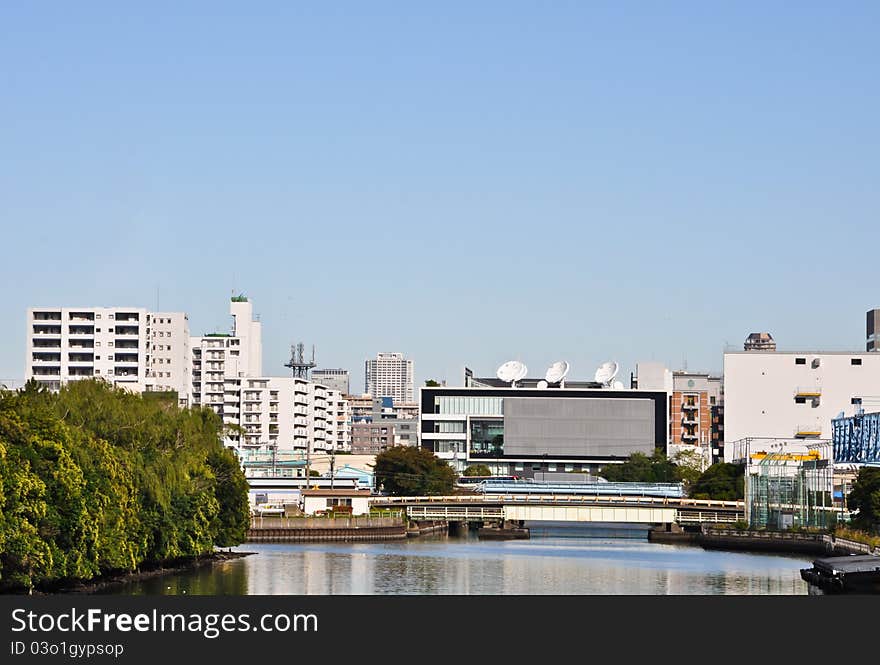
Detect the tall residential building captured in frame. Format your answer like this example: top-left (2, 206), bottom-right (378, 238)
top-left (365, 352), bottom-right (414, 404)
top-left (744, 332), bottom-right (776, 351)
top-left (723, 349), bottom-right (880, 462)
top-left (25, 306), bottom-right (190, 403)
top-left (312, 368), bottom-right (350, 395)
top-left (867, 309), bottom-right (880, 352)
top-left (190, 296), bottom-right (262, 411)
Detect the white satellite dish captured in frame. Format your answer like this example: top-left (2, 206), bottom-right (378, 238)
top-left (594, 361), bottom-right (619, 387)
top-left (497, 360), bottom-right (528, 387)
top-left (611, 380), bottom-right (624, 390)
top-left (545, 361), bottom-right (570, 385)
top-left (537, 379), bottom-right (549, 389)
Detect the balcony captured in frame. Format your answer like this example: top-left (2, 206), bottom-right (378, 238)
top-left (68, 312), bottom-right (95, 322)
top-left (115, 313), bottom-right (140, 322)
top-left (115, 326), bottom-right (139, 336)
top-left (114, 340), bottom-right (139, 349)
top-left (681, 402), bottom-right (698, 411)
top-left (32, 353), bottom-right (61, 363)
top-left (681, 432), bottom-right (699, 442)
top-left (68, 353), bottom-right (94, 363)
top-left (795, 426), bottom-right (822, 438)
top-left (32, 368), bottom-right (61, 377)
top-left (68, 326), bottom-right (94, 336)
top-left (795, 386), bottom-right (822, 398)
top-left (33, 326), bottom-right (62, 336)
top-left (32, 312), bottom-right (61, 321)
top-left (681, 416), bottom-right (698, 426)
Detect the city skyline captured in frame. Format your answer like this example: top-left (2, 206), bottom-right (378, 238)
top-left (2, 3), bottom-right (879, 386)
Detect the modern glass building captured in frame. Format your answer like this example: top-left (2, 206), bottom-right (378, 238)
top-left (420, 385), bottom-right (668, 476)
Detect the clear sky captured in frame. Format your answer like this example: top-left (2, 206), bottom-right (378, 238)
top-left (2, 2), bottom-right (878, 388)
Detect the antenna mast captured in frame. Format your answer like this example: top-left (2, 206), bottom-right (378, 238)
top-left (285, 342), bottom-right (317, 379)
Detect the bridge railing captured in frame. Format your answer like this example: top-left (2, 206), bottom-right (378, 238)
top-left (371, 495), bottom-right (744, 510)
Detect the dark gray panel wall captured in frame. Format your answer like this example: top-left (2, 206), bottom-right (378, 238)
top-left (503, 397), bottom-right (655, 457)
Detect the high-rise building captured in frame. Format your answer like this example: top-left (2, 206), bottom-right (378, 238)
top-left (312, 368), bottom-right (350, 395)
top-left (744, 332), bottom-right (776, 351)
top-left (190, 295), bottom-right (262, 411)
top-left (365, 352), bottom-right (414, 404)
top-left (25, 306), bottom-right (190, 404)
top-left (867, 309), bottom-right (880, 352)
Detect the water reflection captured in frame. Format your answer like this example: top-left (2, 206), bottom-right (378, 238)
top-left (106, 524), bottom-right (810, 596)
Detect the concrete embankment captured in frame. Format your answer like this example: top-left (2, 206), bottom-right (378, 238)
top-left (247, 516), bottom-right (407, 542)
top-left (698, 528), bottom-right (880, 557)
top-left (406, 521), bottom-right (448, 537)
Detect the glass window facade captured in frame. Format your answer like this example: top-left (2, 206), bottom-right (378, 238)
top-left (469, 418), bottom-right (504, 456)
top-left (436, 396), bottom-right (503, 415)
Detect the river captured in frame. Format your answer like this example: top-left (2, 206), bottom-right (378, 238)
top-left (102, 523), bottom-right (812, 595)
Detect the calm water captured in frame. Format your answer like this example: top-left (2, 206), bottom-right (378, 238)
top-left (105, 524), bottom-right (811, 595)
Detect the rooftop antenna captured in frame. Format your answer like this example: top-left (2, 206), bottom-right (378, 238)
top-left (285, 342), bottom-right (317, 379)
top-left (496, 360), bottom-right (527, 388)
top-left (594, 361), bottom-right (619, 388)
top-left (545, 361), bottom-right (570, 388)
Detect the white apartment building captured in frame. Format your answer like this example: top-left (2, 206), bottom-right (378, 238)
top-left (723, 350), bottom-right (880, 461)
top-left (25, 307), bottom-right (190, 403)
top-left (365, 352), bottom-right (414, 404)
top-left (190, 296), bottom-right (263, 410)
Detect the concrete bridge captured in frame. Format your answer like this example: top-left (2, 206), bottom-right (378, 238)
top-left (370, 495), bottom-right (744, 527)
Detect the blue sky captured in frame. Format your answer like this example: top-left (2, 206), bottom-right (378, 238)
top-left (2, 2), bottom-right (878, 388)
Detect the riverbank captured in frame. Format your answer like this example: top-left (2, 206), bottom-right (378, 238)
top-left (9, 551), bottom-right (255, 595)
top-left (248, 516), bottom-right (409, 542)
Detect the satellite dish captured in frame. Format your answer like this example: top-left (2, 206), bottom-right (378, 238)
top-left (611, 380), bottom-right (624, 390)
top-left (545, 361), bottom-right (570, 385)
top-left (537, 380), bottom-right (549, 389)
top-left (497, 360), bottom-right (528, 387)
top-left (594, 361), bottom-right (619, 387)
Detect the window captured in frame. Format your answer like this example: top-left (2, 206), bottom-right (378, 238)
top-left (96, 314), bottom-right (101, 319)
top-left (852, 358), bottom-right (863, 366)
top-left (852, 398), bottom-right (862, 405)
top-left (795, 358), bottom-right (806, 365)
top-left (795, 397), bottom-right (806, 404)
top-left (96, 328), bottom-right (101, 333)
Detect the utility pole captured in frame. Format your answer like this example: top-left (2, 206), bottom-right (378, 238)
top-left (330, 451), bottom-right (336, 490)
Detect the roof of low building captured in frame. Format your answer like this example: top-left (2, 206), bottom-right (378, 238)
top-left (301, 489), bottom-right (372, 497)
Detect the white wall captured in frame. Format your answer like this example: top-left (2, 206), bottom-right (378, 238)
top-left (723, 351), bottom-right (880, 461)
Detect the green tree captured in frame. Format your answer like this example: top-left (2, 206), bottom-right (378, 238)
top-left (672, 448), bottom-right (704, 487)
top-left (0, 379), bottom-right (251, 592)
top-left (463, 464), bottom-right (492, 477)
top-left (600, 451), bottom-right (682, 483)
top-left (847, 467), bottom-right (880, 533)
top-left (689, 463), bottom-right (745, 500)
top-left (374, 446), bottom-right (456, 496)
top-left (424, 379), bottom-right (441, 387)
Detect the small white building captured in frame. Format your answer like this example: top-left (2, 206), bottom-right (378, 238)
top-left (300, 489), bottom-right (372, 516)
top-left (723, 350), bottom-right (880, 462)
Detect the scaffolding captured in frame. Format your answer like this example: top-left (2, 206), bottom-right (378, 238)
top-left (747, 442), bottom-right (835, 530)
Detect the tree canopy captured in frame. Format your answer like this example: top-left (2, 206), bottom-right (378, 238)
top-left (374, 446), bottom-right (456, 496)
top-left (688, 463), bottom-right (745, 500)
top-left (848, 467), bottom-right (880, 533)
top-left (599, 452), bottom-right (683, 483)
top-left (0, 379), bottom-right (250, 592)
top-left (462, 464), bottom-right (492, 477)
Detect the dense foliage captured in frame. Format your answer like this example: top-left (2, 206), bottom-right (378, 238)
top-left (0, 380), bottom-right (250, 592)
top-left (462, 464), bottom-right (492, 477)
top-left (847, 467), bottom-right (880, 533)
top-left (374, 446), bottom-right (456, 496)
top-left (688, 463), bottom-right (745, 500)
top-left (599, 452), bottom-right (683, 483)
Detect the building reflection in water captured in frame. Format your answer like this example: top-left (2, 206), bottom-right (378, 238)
top-left (104, 529), bottom-right (810, 596)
